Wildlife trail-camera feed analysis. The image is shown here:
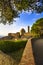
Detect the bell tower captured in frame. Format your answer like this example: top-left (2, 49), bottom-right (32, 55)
top-left (28, 26), bottom-right (30, 33)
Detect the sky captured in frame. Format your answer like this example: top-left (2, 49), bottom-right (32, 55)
top-left (0, 11), bottom-right (43, 36)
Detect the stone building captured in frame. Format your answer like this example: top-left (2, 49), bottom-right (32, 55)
top-left (20, 28), bottom-right (26, 35)
top-left (8, 32), bottom-right (20, 39)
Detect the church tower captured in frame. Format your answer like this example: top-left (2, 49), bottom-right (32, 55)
top-left (28, 26), bottom-right (30, 33)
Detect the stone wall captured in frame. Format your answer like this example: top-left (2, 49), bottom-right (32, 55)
top-left (19, 38), bottom-right (35, 65)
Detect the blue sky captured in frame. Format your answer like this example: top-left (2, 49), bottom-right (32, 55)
top-left (0, 11), bottom-right (43, 36)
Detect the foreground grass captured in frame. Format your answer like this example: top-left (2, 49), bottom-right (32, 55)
top-left (0, 40), bottom-right (27, 65)
top-left (8, 48), bottom-right (24, 64)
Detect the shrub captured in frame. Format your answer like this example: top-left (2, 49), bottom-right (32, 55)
top-left (0, 40), bottom-right (27, 53)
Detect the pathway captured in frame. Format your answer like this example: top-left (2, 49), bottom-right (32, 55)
top-left (19, 38), bottom-right (35, 65)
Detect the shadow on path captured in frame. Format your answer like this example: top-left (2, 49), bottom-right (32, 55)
top-left (31, 38), bottom-right (43, 65)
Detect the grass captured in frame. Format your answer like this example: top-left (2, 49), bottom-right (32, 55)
top-left (8, 48), bottom-right (24, 64)
top-left (0, 40), bottom-right (27, 65)
top-left (0, 40), bottom-right (27, 53)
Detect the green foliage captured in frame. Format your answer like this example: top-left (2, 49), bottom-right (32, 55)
top-left (0, 40), bottom-right (27, 53)
top-left (14, 0), bottom-right (43, 12)
top-left (0, 0), bottom-right (18, 24)
top-left (31, 18), bottom-right (43, 37)
top-left (0, 0), bottom-right (43, 24)
top-left (3, 6), bottom-right (18, 22)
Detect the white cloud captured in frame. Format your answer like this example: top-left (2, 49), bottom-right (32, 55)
top-left (23, 10), bottom-right (32, 15)
top-left (0, 20), bottom-right (28, 36)
top-left (31, 18), bottom-right (36, 24)
top-left (21, 10), bottom-right (32, 14)
top-left (36, 13), bottom-right (40, 15)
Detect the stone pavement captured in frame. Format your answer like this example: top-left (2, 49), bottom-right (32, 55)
top-left (19, 38), bottom-right (35, 65)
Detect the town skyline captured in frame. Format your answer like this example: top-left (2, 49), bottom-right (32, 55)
top-left (0, 11), bottom-right (43, 36)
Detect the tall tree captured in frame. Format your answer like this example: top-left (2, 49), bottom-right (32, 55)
top-left (0, 0), bottom-right (43, 24)
top-left (31, 18), bottom-right (43, 37)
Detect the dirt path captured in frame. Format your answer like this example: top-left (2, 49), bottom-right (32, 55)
top-left (19, 38), bottom-right (35, 65)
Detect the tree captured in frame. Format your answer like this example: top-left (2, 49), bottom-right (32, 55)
top-left (0, 0), bottom-right (43, 24)
top-left (31, 18), bottom-right (43, 37)
top-left (20, 28), bottom-right (26, 35)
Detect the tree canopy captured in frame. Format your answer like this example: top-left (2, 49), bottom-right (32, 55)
top-left (0, 0), bottom-right (43, 24)
top-left (31, 18), bottom-right (43, 37)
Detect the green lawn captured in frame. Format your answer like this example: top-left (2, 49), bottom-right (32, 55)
top-left (0, 40), bottom-right (27, 53)
top-left (0, 40), bottom-right (27, 65)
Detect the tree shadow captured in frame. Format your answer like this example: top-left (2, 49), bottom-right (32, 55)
top-left (7, 48), bottom-right (25, 65)
top-left (31, 38), bottom-right (43, 65)
top-left (0, 40), bottom-right (27, 65)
